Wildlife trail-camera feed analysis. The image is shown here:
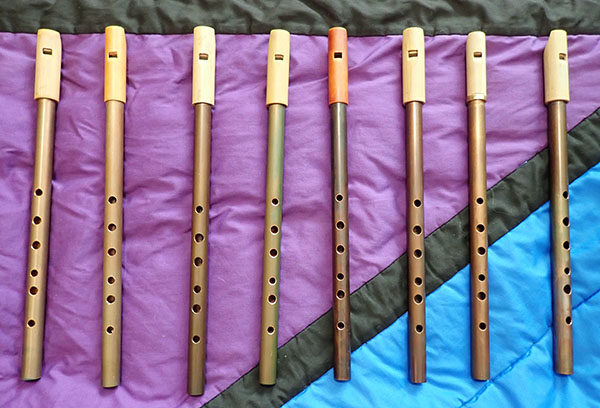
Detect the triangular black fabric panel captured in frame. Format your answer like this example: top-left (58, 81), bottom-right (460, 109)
top-left (0, 0), bottom-right (599, 35)
top-left (204, 108), bottom-right (600, 407)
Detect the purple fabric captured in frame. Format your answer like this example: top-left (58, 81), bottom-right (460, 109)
top-left (0, 32), bottom-right (599, 406)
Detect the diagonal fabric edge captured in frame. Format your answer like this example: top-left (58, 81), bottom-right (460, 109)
top-left (204, 109), bottom-right (600, 408)
top-left (1, 0), bottom-right (600, 36)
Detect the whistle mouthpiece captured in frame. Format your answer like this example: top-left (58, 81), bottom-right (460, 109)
top-left (266, 29), bottom-right (290, 107)
top-left (328, 27), bottom-right (348, 105)
top-left (544, 29), bottom-right (569, 105)
top-left (466, 31), bottom-right (486, 102)
top-left (104, 26), bottom-right (127, 103)
top-left (192, 26), bottom-right (216, 106)
top-left (402, 27), bottom-right (425, 105)
top-left (34, 29), bottom-right (62, 102)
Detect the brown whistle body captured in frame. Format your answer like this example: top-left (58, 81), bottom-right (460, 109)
top-left (466, 31), bottom-right (490, 381)
top-left (328, 27), bottom-right (351, 381)
top-left (259, 29), bottom-right (290, 385)
top-left (102, 25), bottom-right (126, 388)
top-left (22, 28), bottom-right (62, 382)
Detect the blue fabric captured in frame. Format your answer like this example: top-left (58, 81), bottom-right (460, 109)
top-left (285, 163), bottom-right (600, 408)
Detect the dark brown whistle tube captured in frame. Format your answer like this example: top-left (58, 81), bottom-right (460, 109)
top-left (403, 27), bottom-right (426, 384)
top-left (544, 30), bottom-right (573, 375)
top-left (328, 27), bottom-right (351, 381)
top-left (22, 29), bottom-right (62, 381)
top-left (466, 31), bottom-right (490, 381)
top-left (188, 26), bottom-right (216, 396)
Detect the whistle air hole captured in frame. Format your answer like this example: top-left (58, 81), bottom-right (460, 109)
top-left (274, 54), bottom-right (284, 61)
top-left (559, 53), bottom-right (566, 61)
top-left (199, 53), bottom-right (208, 60)
top-left (473, 51), bottom-right (482, 58)
top-left (42, 48), bottom-right (52, 55)
top-left (334, 52), bottom-right (343, 59)
top-left (408, 50), bottom-right (418, 58)
top-left (108, 51), bottom-right (118, 58)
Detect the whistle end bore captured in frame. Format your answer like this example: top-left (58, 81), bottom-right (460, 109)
top-left (192, 26), bottom-right (216, 106)
top-left (34, 29), bottom-right (62, 102)
top-left (466, 31), bottom-right (486, 103)
top-left (402, 27), bottom-right (425, 105)
top-left (266, 29), bottom-right (290, 107)
top-left (104, 26), bottom-right (127, 103)
top-left (328, 27), bottom-right (348, 105)
top-left (544, 29), bottom-right (569, 105)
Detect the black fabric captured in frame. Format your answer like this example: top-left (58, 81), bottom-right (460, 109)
top-left (1, 0), bottom-right (600, 36)
top-left (202, 109), bottom-right (600, 407)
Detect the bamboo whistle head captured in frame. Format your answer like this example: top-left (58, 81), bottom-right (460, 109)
top-left (544, 30), bottom-right (569, 105)
top-left (466, 31), bottom-right (486, 103)
top-left (192, 26), bottom-right (216, 106)
top-left (266, 29), bottom-right (290, 107)
top-left (34, 29), bottom-right (62, 102)
top-left (104, 26), bottom-right (127, 103)
top-left (402, 27), bottom-right (425, 105)
top-left (328, 27), bottom-right (348, 106)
